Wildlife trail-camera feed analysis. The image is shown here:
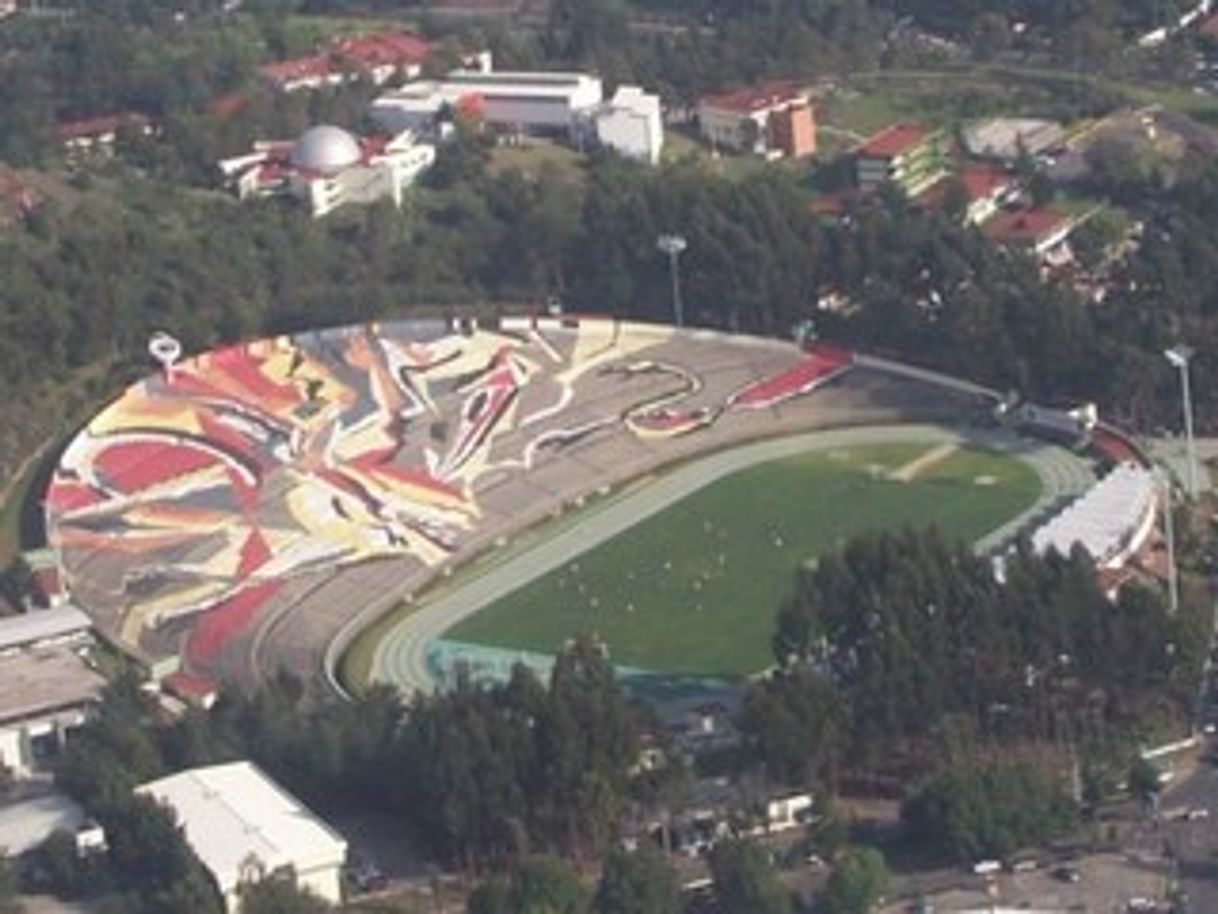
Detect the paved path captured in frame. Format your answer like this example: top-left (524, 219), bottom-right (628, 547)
top-left (369, 424), bottom-right (1095, 697)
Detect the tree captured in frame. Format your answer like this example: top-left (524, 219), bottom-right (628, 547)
top-left (708, 838), bottom-right (791, 914)
top-left (0, 856), bottom-right (21, 914)
top-left (1128, 756), bottom-right (1162, 806)
top-left (821, 846), bottom-right (889, 914)
top-left (239, 874), bottom-right (331, 914)
top-left (592, 846), bottom-right (680, 914)
top-left (468, 856), bottom-right (588, 914)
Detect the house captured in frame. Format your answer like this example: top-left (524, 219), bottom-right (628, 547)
top-left (57, 112), bottom-right (152, 153)
top-left (697, 83), bottom-right (816, 158)
top-left (137, 761), bottom-right (348, 913)
top-left (983, 206), bottom-right (1076, 258)
top-left (259, 30), bottom-right (433, 93)
top-left (218, 124), bottom-right (435, 219)
top-left (0, 613), bottom-right (103, 778)
top-left (854, 122), bottom-right (947, 195)
top-left (762, 791), bottom-right (814, 833)
top-left (593, 85), bottom-right (664, 164)
top-left (915, 163), bottom-right (1018, 225)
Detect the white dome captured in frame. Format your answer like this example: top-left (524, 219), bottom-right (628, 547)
top-left (290, 125), bottom-right (361, 175)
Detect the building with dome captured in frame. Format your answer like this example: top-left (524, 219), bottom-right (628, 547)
top-left (218, 124), bottom-right (435, 218)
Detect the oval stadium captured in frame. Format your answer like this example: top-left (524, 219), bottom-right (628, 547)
top-left (42, 316), bottom-right (1155, 701)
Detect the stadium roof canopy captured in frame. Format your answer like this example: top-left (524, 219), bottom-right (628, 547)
top-left (1030, 461), bottom-right (1155, 567)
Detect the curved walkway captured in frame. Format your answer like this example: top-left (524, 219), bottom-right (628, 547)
top-left (367, 423), bottom-right (1095, 697)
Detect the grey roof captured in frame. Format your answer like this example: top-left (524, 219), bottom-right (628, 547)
top-left (0, 606), bottom-right (91, 653)
top-left (0, 646), bottom-right (105, 724)
top-left (290, 125), bottom-right (361, 175)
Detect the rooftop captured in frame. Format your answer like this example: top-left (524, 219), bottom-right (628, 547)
top-left (56, 112), bottom-right (150, 142)
top-left (854, 122), bottom-right (931, 160)
top-left (700, 82), bottom-right (804, 114)
top-left (916, 163), bottom-right (1015, 209)
top-left (983, 207), bottom-right (1073, 244)
top-left (0, 605), bottom-right (91, 653)
top-left (137, 761), bottom-right (347, 894)
top-left (332, 30), bottom-right (430, 67)
top-left (0, 645), bottom-right (105, 725)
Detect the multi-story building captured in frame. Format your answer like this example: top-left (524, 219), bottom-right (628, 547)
top-left (854, 122), bottom-right (948, 195)
top-left (218, 124), bottom-right (435, 219)
top-left (697, 83), bottom-right (816, 158)
top-left (593, 86), bottom-right (664, 164)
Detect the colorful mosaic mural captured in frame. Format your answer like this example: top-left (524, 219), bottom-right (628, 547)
top-left (45, 318), bottom-right (852, 663)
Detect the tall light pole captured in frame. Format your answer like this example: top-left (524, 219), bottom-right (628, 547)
top-left (656, 233), bottom-right (687, 328)
top-left (1165, 345), bottom-right (1199, 500)
top-left (1161, 468), bottom-right (1179, 617)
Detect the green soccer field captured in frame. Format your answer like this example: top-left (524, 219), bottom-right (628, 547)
top-left (446, 441), bottom-right (1041, 678)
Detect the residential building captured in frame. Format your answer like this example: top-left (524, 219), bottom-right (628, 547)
top-left (854, 122), bottom-right (947, 195)
top-left (593, 85), bottom-right (664, 164)
top-left (915, 163), bottom-right (1018, 225)
top-left (983, 206), bottom-right (1077, 258)
top-left (259, 29), bottom-right (432, 93)
top-left (57, 112), bottom-right (152, 153)
top-left (218, 124), bottom-right (435, 219)
top-left (0, 610), bottom-right (103, 778)
top-left (137, 761), bottom-right (348, 913)
top-left (697, 83), bottom-right (816, 158)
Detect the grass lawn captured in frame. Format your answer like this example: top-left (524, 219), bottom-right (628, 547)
top-left (447, 441), bottom-right (1041, 678)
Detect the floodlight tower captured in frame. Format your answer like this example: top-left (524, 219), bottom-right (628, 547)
top-left (1164, 345), bottom-right (1199, 500)
top-left (148, 331), bottom-right (182, 385)
top-left (656, 233), bottom-right (687, 328)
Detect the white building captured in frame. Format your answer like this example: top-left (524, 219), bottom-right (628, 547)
top-left (218, 124), bottom-right (435, 219)
top-left (593, 86), bottom-right (664, 164)
top-left (0, 607), bottom-right (102, 778)
top-left (371, 69), bottom-right (605, 138)
top-left (137, 761), bottom-right (348, 913)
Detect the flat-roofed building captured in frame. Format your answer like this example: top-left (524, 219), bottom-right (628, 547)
top-left (372, 69), bottom-right (604, 138)
top-left (593, 85), bottom-right (664, 164)
top-left (963, 117), bottom-right (1064, 162)
top-left (138, 761), bottom-right (348, 913)
top-left (0, 643), bottom-right (104, 778)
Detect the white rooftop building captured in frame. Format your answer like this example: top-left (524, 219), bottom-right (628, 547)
top-left (218, 124), bottom-right (435, 219)
top-left (372, 69), bottom-right (604, 138)
top-left (137, 761), bottom-right (348, 913)
top-left (593, 86), bottom-right (664, 164)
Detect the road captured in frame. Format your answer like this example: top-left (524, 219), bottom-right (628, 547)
top-left (369, 423), bottom-right (1093, 697)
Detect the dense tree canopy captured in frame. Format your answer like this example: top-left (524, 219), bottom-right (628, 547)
top-left (746, 527), bottom-right (1191, 786)
top-left (902, 761), bottom-right (1076, 862)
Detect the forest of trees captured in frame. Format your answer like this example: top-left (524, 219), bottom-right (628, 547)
top-left (743, 527), bottom-right (1200, 795)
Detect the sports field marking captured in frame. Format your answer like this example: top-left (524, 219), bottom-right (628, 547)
top-left (889, 441), bottom-right (959, 483)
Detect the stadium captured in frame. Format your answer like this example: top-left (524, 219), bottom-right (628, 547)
top-left (42, 316), bottom-right (1158, 701)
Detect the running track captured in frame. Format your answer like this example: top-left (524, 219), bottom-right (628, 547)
top-left (365, 423), bottom-right (1095, 697)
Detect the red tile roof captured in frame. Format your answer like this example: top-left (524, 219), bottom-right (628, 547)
top-left (854, 122), bottom-right (930, 160)
top-left (916, 163), bottom-right (1014, 208)
top-left (332, 30), bottom-right (431, 68)
top-left (57, 111), bottom-right (150, 142)
top-left (701, 81), bottom-right (803, 114)
top-left (983, 207), bottom-right (1072, 244)
top-left (259, 54), bottom-right (334, 87)
top-left (206, 91), bottom-right (247, 119)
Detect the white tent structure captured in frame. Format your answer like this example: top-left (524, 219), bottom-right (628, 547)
top-left (1029, 461), bottom-right (1157, 568)
top-left (137, 761), bottom-right (348, 912)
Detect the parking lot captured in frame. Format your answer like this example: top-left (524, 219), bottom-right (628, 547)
top-left (880, 852), bottom-right (1169, 913)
